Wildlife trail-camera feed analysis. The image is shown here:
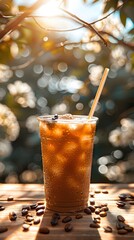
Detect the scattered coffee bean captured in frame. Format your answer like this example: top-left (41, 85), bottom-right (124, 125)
top-left (116, 201), bottom-right (126, 208)
top-left (90, 198), bottom-right (95, 205)
top-left (117, 215), bottom-right (125, 222)
top-left (22, 208), bottom-right (28, 216)
top-left (62, 216), bottom-right (72, 223)
top-left (94, 190), bottom-right (101, 194)
top-left (0, 226), bottom-right (8, 233)
top-left (99, 211), bottom-right (107, 217)
top-left (75, 213), bottom-right (83, 219)
top-left (93, 218), bottom-right (100, 224)
top-left (37, 201), bottom-right (44, 205)
top-left (0, 206), bottom-right (5, 211)
top-left (26, 215), bottom-right (34, 222)
top-left (118, 193), bottom-right (127, 201)
top-left (9, 212), bottom-right (17, 221)
top-left (116, 221), bottom-right (125, 230)
top-left (30, 203), bottom-right (37, 210)
top-left (100, 206), bottom-right (109, 212)
top-left (90, 223), bottom-right (100, 228)
top-left (101, 203), bottom-right (108, 207)
top-left (39, 227), bottom-right (50, 234)
top-left (94, 216), bottom-right (101, 220)
top-left (95, 204), bottom-right (101, 208)
top-left (104, 226), bottom-right (112, 233)
top-left (22, 205), bottom-right (30, 211)
top-left (129, 193), bottom-right (134, 199)
top-left (84, 208), bottom-right (92, 215)
top-left (88, 205), bottom-right (95, 213)
top-left (129, 201), bottom-right (134, 205)
top-left (36, 205), bottom-right (45, 211)
top-left (118, 229), bottom-right (128, 235)
top-left (22, 223), bottom-right (30, 231)
top-left (36, 209), bottom-right (44, 216)
top-left (34, 217), bottom-right (40, 225)
top-left (64, 223), bottom-right (73, 232)
top-left (124, 225), bottom-right (133, 232)
top-left (52, 212), bottom-right (60, 219)
top-left (102, 190), bottom-right (108, 194)
top-left (51, 216), bottom-right (59, 226)
top-left (7, 196), bottom-right (14, 201)
top-left (23, 220), bottom-right (33, 225)
top-left (90, 192), bottom-right (95, 197)
top-left (95, 208), bottom-right (100, 215)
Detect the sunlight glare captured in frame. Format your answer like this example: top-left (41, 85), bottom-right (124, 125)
top-left (36, 0), bottom-right (61, 17)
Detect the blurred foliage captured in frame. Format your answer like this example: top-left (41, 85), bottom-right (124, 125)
top-left (0, 0), bottom-right (134, 184)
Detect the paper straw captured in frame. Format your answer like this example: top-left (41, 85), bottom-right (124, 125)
top-left (88, 68), bottom-right (109, 119)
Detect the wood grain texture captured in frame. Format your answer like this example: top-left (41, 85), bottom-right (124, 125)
top-left (0, 184), bottom-right (134, 240)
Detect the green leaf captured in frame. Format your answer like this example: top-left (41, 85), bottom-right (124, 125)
top-left (120, 10), bottom-right (127, 27)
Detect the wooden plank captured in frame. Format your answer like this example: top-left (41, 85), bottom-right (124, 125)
top-left (0, 184), bottom-right (134, 240)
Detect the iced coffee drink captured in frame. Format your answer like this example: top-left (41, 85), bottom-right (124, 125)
top-left (38, 114), bottom-right (98, 212)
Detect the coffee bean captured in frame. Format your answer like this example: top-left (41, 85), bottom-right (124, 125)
top-left (30, 203), bottom-right (37, 210)
top-left (117, 215), bottom-right (125, 222)
top-left (75, 213), bottom-right (83, 219)
top-left (90, 192), bottom-right (95, 197)
top-left (52, 212), bottom-right (60, 219)
top-left (39, 227), bottom-right (50, 234)
top-left (36, 205), bottom-right (45, 211)
top-left (90, 198), bottom-right (95, 205)
top-left (93, 218), bottom-right (100, 224)
top-left (94, 216), bottom-right (101, 220)
top-left (88, 205), bottom-right (95, 213)
top-left (95, 204), bottom-right (101, 208)
top-left (124, 225), bottom-right (133, 232)
top-left (118, 193), bottom-right (127, 201)
top-left (100, 206), bottom-right (109, 212)
top-left (90, 223), bottom-right (100, 228)
top-left (7, 196), bottom-right (14, 201)
top-left (37, 201), bottom-right (44, 205)
top-left (99, 211), bottom-right (107, 217)
top-left (22, 223), bottom-right (30, 231)
top-left (0, 226), bottom-right (8, 233)
top-left (64, 223), bottom-right (73, 232)
top-left (34, 217), bottom-right (40, 225)
top-left (95, 208), bottom-right (100, 215)
top-left (101, 203), bottom-right (108, 207)
top-left (23, 220), bottom-right (33, 226)
top-left (51, 217), bottom-right (59, 226)
top-left (104, 226), bottom-right (112, 233)
top-left (26, 216), bottom-right (34, 222)
top-left (22, 205), bottom-right (30, 211)
top-left (0, 206), bottom-right (5, 211)
top-left (9, 212), bottom-right (17, 221)
top-left (129, 201), bottom-right (134, 205)
top-left (84, 208), bottom-right (92, 215)
top-left (36, 209), bottom-right (44, 216)
top-left (116, 201), bottom-right (126, 208)
top-left (116, 221), bottom-right (125, 230)
top-left (94, 190), bottom-right (101, 194)
top-left (22, 209), bottom-right (28, 216)
top-left (62, 216), bottom-right (72, 223)
top-left (102, 190), bottom-right (108, 194)
top-left (118, 229), bottom-right (128, 235)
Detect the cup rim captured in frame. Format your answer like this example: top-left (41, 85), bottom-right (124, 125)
top-left (37, 115), bottom-right (98, 123)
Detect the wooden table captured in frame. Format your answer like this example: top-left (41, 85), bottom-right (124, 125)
top-left (0, 183), bottom-right (134, 240)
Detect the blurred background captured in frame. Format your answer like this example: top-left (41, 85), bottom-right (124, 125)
top-left (0, 0), bottom-right (134, 184)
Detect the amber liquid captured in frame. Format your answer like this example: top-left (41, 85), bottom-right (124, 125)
top-left (39, 116), bottom-right (97, 212)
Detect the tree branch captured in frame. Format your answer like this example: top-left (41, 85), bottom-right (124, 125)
top-left (60, 7), bottom-right (108, 46)
top-left (0, 0), bottom-right (48, 41)
top-left (99, 31), bottom-right (134, 51)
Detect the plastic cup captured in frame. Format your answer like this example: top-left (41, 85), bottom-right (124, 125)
top-left (38, 115), bottom-right (98, 212)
